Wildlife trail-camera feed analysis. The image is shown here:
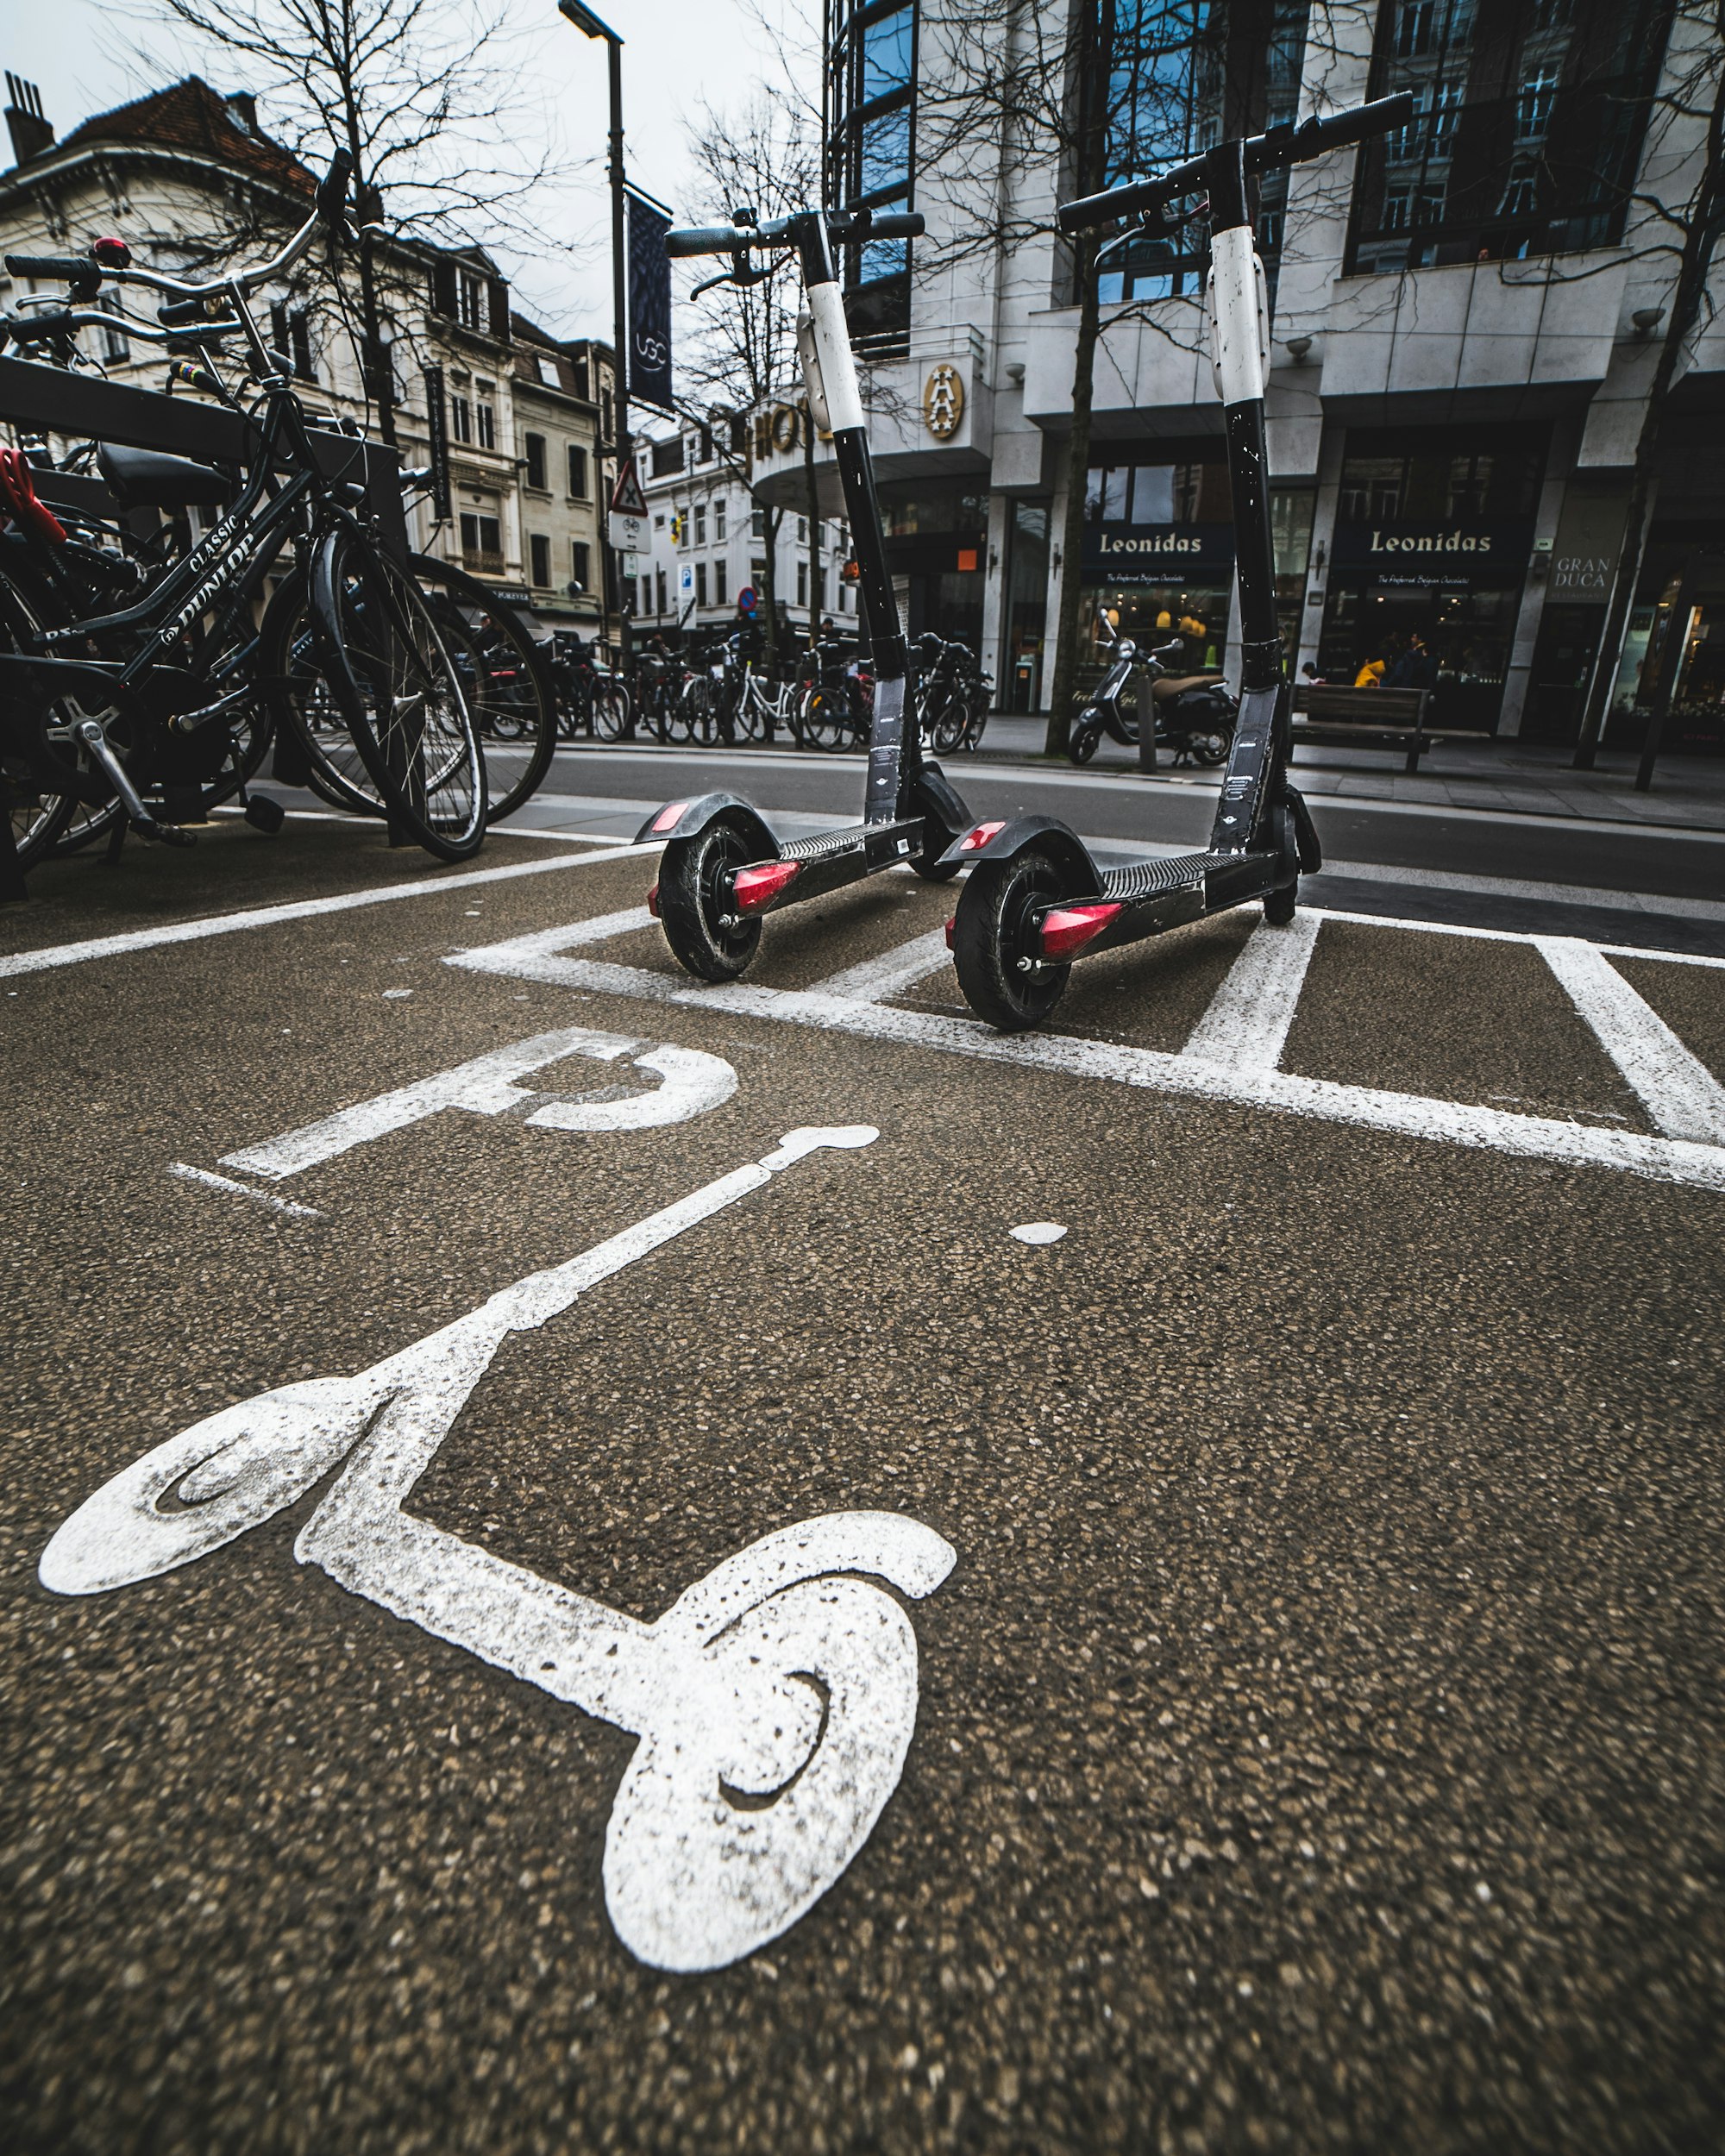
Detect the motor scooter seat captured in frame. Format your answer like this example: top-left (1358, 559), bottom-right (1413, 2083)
top-left (97, 441), bottom-right (231, 511)
top-left (1151, 673), bottom-right (1226, 705)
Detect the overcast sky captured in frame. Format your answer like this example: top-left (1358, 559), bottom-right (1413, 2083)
top-left (6, 0), bottom-right (814, 347)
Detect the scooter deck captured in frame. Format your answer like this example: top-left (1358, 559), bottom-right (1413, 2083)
top-left (775, 818), bottom-right (924, 868)
top-left (1090, 846), bottom-right (1280, 941)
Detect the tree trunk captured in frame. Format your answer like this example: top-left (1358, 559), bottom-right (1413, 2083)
top-left (802, 410), bottom-right (823, 651)
top-left (757, 498), bottom-right (781, 674)
top-left (1044, 239), bottom-right (1101, 757)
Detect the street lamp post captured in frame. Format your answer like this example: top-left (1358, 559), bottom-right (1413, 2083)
top-left (557, 1), bottom-right (631, 683)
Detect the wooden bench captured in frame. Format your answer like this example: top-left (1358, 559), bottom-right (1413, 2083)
top-left (1289, 683), bottom-right (1489, 774)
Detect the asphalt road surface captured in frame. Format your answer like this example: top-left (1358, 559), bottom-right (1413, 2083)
top-left (3, 810), bottom-right (1724, 2154)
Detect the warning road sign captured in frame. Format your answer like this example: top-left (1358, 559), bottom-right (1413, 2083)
top-left (608, 459), bottom-right (649, 555)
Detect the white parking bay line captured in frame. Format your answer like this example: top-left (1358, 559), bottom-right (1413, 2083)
top-left (167, 1163), bottom-right (323, 1220)
top-left (0, 843), bottom-right (654, 981)
top-left (1536, 937), bottom-right (1725, 1147)
top-left (1181, 915), bottom-right (1320, 1073)
top-left (810, 931), bottom-right (953, 1002)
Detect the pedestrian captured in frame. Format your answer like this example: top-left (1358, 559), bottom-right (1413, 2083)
top-left (1389, 630), bottom-right (1438, 689)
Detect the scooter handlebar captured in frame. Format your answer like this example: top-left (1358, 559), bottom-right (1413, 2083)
top-left (666, 206), bottom-right (926, 258)
top-left (1057, 91), bottom-right (1415, 232)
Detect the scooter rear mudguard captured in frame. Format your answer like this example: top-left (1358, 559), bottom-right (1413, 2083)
top-left (938, 812), bottom-right (1104, 895)
top-left (634, 790), bottom-right (779, 861)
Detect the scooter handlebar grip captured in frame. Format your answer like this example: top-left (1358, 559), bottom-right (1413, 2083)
top-left (1289, 92), bottom-right (1416, 160)
top-left (317, 147), bottom-right (354, 225)
top-left (862, 212), bottom-right (925, 240)
top-left (665, 224), bottom-right (751, 258)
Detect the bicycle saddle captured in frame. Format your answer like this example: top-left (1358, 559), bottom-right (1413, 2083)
top-left (97, 440), bottom-right (231, 511)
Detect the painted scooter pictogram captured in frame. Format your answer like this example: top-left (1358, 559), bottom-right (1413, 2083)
top-left (41, 1127), bottom-right (957, 1973)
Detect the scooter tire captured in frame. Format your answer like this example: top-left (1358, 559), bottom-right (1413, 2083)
top-left (1068, 722), bottom-right (1101, 767)
top-left (951, 849), bottom-right (1071, 1031)
top-left (909, 813), bottom-right (961, 883)
top-left (1263, 884), bottom-right (1297, 925)
top-left (658, 823), bottom-right (763, 982)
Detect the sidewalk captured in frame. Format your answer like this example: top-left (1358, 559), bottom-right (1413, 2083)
top-left (970, 715), bottom-right (1725, 833)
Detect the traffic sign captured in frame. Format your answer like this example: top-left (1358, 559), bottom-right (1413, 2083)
top-left (608, 459), bottom-right (649, 555)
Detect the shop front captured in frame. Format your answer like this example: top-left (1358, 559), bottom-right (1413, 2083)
top-left (1317, 425), bottom-right (1544, 733)
top-left (878, 478), bottom-right (988, 650)
top-left (1081, 451), bottom-right (1236, 684)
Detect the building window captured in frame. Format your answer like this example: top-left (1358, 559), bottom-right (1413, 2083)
top-left (714, 557), bottom-right (728, 605)
top-left (696, 561), bottom-right (709, 606)
top-left (571, 355), bottom-right (591, 401)
top-left (751, 505), bottom-right (766, 538)
top-left (96, 293), bottom-right (129, 363)
top-left (600, 383), bottom-right (613, 442)
top-left (656, 566), bottom-right (668, 613)
top-left (650, 436), bottom-right (684, 478)
top-left (458, 269), bottom-right (487, 331)
top-left (714, 498), bottom-right (726, 542)
top-left (459, 512), bottom-right (503, 573)
top-left (1351, 0), bottom-right (1672, 273)
top-left (696, 502), bottom-right (709, 545)
top-left (476, 391), bottom-right (496, 450)
top-left (524, 432), bottom-right (547, 491)
top-left (572, 540), bottom-right (591, 591)
top-left (450, 390), bottom-right (473, 443)
top-left (530, 533), bottom-right (551, 586)
top-left (829, 3), bottom-right (919, 348)
top-left (568, 443), bottom-right (588, 496)
top-left (797, 560), bottom-right (808, 606)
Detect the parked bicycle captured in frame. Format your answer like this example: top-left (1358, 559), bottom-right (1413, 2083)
top-left (1, 154), bottom-right (486, 866)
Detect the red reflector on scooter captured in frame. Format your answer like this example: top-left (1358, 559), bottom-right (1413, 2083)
top-left (1038, 902), bottom-right (1123, 960)
top-left (646, 882), bottom-right (661, 918)
top-left (944, 917), bottom-right (957, 949)
top-left (732, 860), bottom-right (802, 914)
top-left (650, 801), bottom-right (688, 833)
top-left (958, 820), bottom-right (1006, 853)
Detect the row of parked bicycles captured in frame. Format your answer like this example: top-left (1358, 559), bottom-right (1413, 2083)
top-left (0, 153), bottom-right (994, 889)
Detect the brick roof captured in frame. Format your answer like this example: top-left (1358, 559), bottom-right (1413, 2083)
top-left (53, 77), bottom-right (314, 197)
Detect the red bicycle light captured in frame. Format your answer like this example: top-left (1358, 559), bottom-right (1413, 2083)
top-left (731, 860), bottom-right (802, 914)
top-left (92, 236), bottom-right (131, 269)
top-left (944, 917), bottom-right (957, 949)
top-left (650, 801), bottom-right (688, 833)
top-left (1038, 901), bottom-right (1123, 961)
top-left (958, 821), bottom-right (1005, 853)
top-left (646, 882), bottom-right (661, 918)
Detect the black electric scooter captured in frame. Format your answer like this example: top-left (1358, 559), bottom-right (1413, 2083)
top-left (638, 206), bottom-right (972, 981)
top-left (945, 91), bottom-right (1412, 1031)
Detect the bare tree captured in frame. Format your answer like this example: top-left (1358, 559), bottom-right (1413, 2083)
top-left (127, 0), bottom-right (568, 442)
top-left (914, 0), bottom-right (1315, 751)
top-left (674, 93), bottom-right (824, 670)
top-left (1565, 0), bottom-right (1725, 783)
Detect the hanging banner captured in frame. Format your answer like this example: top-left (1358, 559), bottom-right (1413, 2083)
top-left (625, 188), bottom-right (674, 413)
top-left (422, 364), bottom-right (451, 522)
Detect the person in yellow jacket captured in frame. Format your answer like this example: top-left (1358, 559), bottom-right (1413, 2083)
top-left (1354, 655), bottom-right (1387, 687)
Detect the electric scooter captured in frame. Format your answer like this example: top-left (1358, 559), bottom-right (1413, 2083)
top-left (638, 205), bottom-right (972, 981)
top-left (944, 91), bottom-right (1412, 1031)
top-left (1068, 615), bottom-right (1236, 767)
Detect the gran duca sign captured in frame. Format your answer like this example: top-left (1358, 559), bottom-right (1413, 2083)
top-left (1333, 520), bottom-right (1534, 580)
top-left (1082, 522), bottom-right (1236, 581)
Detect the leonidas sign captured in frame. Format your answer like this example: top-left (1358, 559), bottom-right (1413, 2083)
top-left (1082, 523), bottom-right (1236, 581)
top-left (1333, 520), bottom-right (1534, 580)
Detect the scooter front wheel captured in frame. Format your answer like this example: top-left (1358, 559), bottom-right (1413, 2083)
top-left (951, 849), bottom-right (1071, 1031)
top-left (658, 823), bottom-right (763, 981)
top-left (1068, 720), bottom-right (1101, 767)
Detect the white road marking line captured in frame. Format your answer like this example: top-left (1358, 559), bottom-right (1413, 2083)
top-left (1534, 937), bottom-right (1725, 1146)
top-left (211, 804), bottom-right (620, 846)
top-left (446, 923), bottom-right (1725, 1192)
top-left (808, 929), bottom-right (954, 1001)
top-left (0, 843), bottom-right (655, 981)
top-left (1010, 1223), bottom-right (1067, 1245)
top-left (166, 1163), bottom-right (323, 1219)
top-left (1317, 857), bottom-right (1725, 925)
top-left (1181, 914), bottom-right (1321, 1073)
top-left (46, 1127), bottom-right (954, 1975)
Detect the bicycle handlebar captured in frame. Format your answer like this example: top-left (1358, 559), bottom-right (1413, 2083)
top-left (4, 254), bottom-right (99, 284)
top-left (1057, 91), bottom-right (1414, 233)
top-left (666, 206), bottom-right (925, 259)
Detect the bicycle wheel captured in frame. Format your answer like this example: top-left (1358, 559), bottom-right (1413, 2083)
top-left (592, 682), bottom-right (630, 743)
top-left (931, 698), bottom-right (969, 755)
top-left (257, 570), bottom-right (379, 816)
top-left (681, 675), bottom-right (715, 745)
top-left (800, 685), bottom-right (845, 752)
top-left (312, 531), bottom-right (486, 861)
top-left (410, 556), bottom-right (555, 821)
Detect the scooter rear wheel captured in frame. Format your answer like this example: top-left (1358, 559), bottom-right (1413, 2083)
top-left (659, 822), bottom-right (763, 981)
top-left (952, 849), bottom-right (1071, 1031)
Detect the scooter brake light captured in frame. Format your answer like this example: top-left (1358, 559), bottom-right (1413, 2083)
top-left (1038, 901), bottom-right (1123, 961)
top-left (944, 917), bottom-right (957, 949)
top-left (957, 821), bottom-right (1006, 853)
top-left (732, 860), bottom-right (802, 913)
top-left (646, 882), bottom-right (661, 918)
top-left (650, 801), bottom-right (688, 833)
